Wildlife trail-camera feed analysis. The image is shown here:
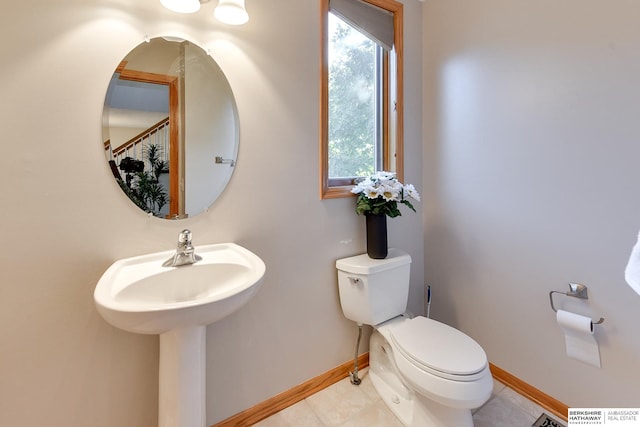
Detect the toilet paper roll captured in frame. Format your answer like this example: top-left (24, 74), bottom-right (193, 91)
top-left (556, 310), bottom-right (601, 368)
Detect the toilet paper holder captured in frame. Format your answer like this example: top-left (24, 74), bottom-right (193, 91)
top-left (549, 283), bottom-right (605, 325)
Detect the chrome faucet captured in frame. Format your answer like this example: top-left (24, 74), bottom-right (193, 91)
top-left (162, 229), bottom-right (202, 267)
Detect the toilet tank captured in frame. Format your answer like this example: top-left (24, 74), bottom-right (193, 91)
top-left (336, 248), bottom-right (412, 325)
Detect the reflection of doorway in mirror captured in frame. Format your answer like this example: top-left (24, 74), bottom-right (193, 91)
top-left (104, 79), bottom-right (172, 217)
top-left (103, 44), bottom-right (181, 218)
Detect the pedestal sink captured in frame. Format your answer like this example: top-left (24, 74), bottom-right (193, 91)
top-left (94, 242), bottom-right (266, 427)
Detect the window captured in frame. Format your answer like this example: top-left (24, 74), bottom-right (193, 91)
top-left (320, 0), bottom-right (403, 199)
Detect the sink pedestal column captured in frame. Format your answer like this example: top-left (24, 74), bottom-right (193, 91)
top-left (159, 326), bottom-right (206, 427)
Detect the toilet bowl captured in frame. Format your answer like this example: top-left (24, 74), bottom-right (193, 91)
top-left (371, 315), bottom-right (493, 426)
top-left (336, 250), bottom-right (493, 427)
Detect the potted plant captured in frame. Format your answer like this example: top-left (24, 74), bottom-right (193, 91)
top-left (351, 171), bottom-right (420, 259)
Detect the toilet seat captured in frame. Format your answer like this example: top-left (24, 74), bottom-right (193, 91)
top-left (389, 316), bottom-right (488, 382)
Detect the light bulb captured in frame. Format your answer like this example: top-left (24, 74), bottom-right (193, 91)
top-left (160, 0), bottom-right (201, 14)
top-left (214, 0), bottom-right (249, 25)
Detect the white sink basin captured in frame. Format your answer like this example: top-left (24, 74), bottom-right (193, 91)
top-left (94, 240), bottom-right (265, 427)
top-left (94, 242), bottom-right (266, 334)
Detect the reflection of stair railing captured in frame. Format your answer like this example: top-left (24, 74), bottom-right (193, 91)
top-left (108, 117), bottom-right (170, 172)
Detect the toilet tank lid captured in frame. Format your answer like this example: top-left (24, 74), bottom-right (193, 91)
top-left (336, 249), bottom-right (411, 274)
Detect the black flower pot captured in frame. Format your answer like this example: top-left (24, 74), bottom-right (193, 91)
top-left (366, 214), bottom-right (388, 259)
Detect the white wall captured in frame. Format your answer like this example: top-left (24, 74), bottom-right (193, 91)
top-left (0, 1), bottom-right (424, 426)
top-left (423, 0), bottom-right (640, 408)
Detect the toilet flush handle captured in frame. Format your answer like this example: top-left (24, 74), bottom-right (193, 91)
top-left (348, 277), bottom-right (362, 286)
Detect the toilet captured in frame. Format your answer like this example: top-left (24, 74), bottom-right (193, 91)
top-left (336, 249), bottom-right (493, 427)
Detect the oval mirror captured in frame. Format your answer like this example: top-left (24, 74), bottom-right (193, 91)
top-left (102, 37), bottom-right (239, 219)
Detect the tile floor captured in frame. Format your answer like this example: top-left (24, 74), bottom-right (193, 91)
top-left (253, 368), bottom-right (555, 427)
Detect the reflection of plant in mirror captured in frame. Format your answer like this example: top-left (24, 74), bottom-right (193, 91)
top-left (145, 144), bottom-right (169, 180)
top-left (136, 172), bottom-right (168, 215)
top-left (117, 179), bottom-right (149, 212)
top-left (117, 172), bottom-right (168, 217)
top-left (116, 144), bottom-right (169, 217)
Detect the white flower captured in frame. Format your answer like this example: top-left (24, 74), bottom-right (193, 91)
top-left (374, 171), bottom-right (396, 181)
top-left (351, 177), bottom-right (373, 195)
top-left (403, 184), bottom-right (421, 201)
top-left (365, 186), bottom-right (382, 199)
top-left (381, 188), bottom-right (397, 201)
top-left (353, 171), bottom-right (420, 217)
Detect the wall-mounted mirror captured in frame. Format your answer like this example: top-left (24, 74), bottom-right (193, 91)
top-left (102, 37), bottom-right (239, 219)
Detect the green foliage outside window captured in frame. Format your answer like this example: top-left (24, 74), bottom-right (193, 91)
top-left (328, 13), bottom-right (377, 179)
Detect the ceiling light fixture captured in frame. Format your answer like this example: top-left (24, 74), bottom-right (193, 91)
top-left (160, 0), bottom-right (201, 14)
top-left (161, 0), bottom-right (249, 25)
top-left (214, 0), bottom-right (249, 25)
